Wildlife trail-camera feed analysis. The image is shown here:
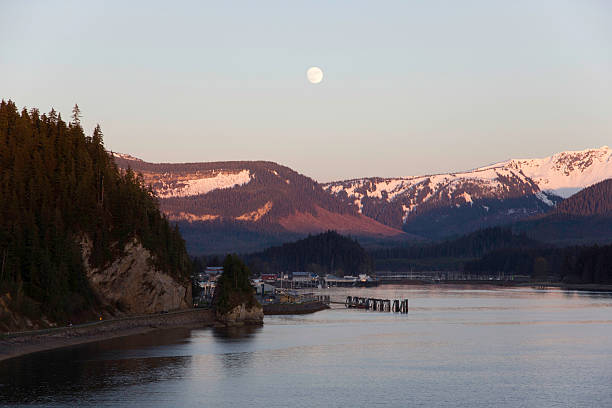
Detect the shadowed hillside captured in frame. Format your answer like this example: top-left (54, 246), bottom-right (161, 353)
top-left (514, 179), bottom-right (612, 245)
top-left (554, 179), bottom-right (612, 216)
top-left (245, 231), bottom-right (373, 276)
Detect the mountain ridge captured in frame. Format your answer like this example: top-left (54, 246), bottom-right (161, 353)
top-left (322, 146), bottom-right (611, 237)
top-left (113, 155), bottom-right (413, 253)
top-left (114, 146), bottom-right (612, 251)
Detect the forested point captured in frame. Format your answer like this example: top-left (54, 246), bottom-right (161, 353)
top-left (213, 254), bottom-right (258, 314)
top-left (0, 100), bottom-right (191, 322)
top-left (246, 230), bottom-right (373, 276)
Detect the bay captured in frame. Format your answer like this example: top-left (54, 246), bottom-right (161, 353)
top-left (2, 286), bottom-right (612, 407)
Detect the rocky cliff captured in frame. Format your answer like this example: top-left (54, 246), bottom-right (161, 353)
top-left (215, 303), bottom-right (263, 326)
top-left (81, 237), bottom-right (191, 315)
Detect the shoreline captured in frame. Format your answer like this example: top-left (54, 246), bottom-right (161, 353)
top-left (0, 308), bottom-right (215, 363)
top-left (3, 282), bottom-right (609, 362)
top-left (377, 280), bottom-right (612, 292)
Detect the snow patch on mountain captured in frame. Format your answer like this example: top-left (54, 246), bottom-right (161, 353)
top-left (112, 152), bottom-right (143, 162)
top-left (236, 201), bottom-right (273, 222)
top-left (462, 192), bottom-right (473, 204)
top-left (535, 191), bottom-right (554, 206)
top-left (157, 170), bottom-right (252, 198)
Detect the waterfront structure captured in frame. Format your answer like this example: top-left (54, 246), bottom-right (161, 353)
top-left (261, 273), bottom-right (277, 283)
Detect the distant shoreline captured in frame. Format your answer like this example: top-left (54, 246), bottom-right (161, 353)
top-left (376, 281), bottom-right (612, 292)
top-left (0, 308), bottom-right (215, 363)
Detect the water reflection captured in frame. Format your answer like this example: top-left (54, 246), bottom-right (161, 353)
top-left (212, 325), bottom-right (261, 375)
top-left (0, 328), bottom-right (194, 405)
top-left (212, 324), bottom-right (262, 341)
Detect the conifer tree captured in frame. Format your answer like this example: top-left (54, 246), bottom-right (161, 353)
top-left (71, 104), bottom-right (82, 127)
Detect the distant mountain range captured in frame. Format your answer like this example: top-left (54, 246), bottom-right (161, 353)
top-left (324, 146), bottom-right (611, 237)
top-left (114, 146), bottom-right (612, 253)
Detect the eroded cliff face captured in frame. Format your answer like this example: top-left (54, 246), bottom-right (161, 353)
top-left (81, 238), bottom-right (191, 315)
top-left (215, 303), bottom-right (263, 327)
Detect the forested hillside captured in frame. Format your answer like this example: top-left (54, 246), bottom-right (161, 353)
top-left (554, 179), bottom-right (612, 216)
top-left (372, 227), bottom-right (538, 271)
top-left (372, 227), bottom-right (537, 260)
top-left (246, 231), bottom-right (373, 276)
top-left (464, 244), bottom-right (612, 284)
top-left (0, 100), bottom-right (191, 323)
top-left (513, 178), bottom-right (612, 245)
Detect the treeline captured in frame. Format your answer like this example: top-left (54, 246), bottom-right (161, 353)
top-left (372, 227), bottom-right (537, 263)
top-left (0, 100), bottom-right (191, 321)
top-left (245, 230), bottom-right (373, 276)
top-left (178, 220), bottom-right (303, 255)
top-left (464, 244), bottom-right (612, 284)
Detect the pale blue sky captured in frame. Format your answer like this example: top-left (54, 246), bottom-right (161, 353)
top-left (1, 0), bottom-right (611, 181)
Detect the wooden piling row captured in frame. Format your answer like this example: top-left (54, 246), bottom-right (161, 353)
top-left (345, 296), bottom-right (408, 313)
top-left (315, 295), bottom-right (331, 304)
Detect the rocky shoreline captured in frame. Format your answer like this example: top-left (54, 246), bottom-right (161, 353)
top-left (0, 308), bottom-right (215, 362)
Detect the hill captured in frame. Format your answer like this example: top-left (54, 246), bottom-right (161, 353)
top-left (0, 101), bottom-right (192, 330)
top-left (465, 244), bottom-right (612, 284)
top-left (553, 178), bottom-right (612, 216)
top-left (113, 155), bottom-right (414, 254)
top-left (515, 179), bottom-right (612, 245)
top-left (371, 227), bottom-right (539, 271)
top-left (245, 231), bottom-right (373, 276)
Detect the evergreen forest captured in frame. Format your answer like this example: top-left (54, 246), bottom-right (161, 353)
top-left (0, 100), bottom-right (191, 322)
top-left (246, 230), bottom-right (373, 276)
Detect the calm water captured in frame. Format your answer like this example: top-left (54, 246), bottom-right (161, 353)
top-left (2, 286), bottom-right (612, 407)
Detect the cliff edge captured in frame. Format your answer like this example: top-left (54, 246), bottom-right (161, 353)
top-left (81, 237), bottom-right (191, 315)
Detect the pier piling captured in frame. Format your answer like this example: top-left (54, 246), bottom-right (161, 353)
top-left (344, 296), bottom-right (408, 313)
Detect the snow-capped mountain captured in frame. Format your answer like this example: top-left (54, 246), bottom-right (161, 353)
top-left (483, 146), bottom-right (612, 198)
top-left (112, 146), bottom-right (612, 250)
top-left (323, 146), bottom-right (612, 232)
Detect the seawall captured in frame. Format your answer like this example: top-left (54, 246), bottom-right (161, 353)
top-left (0, 308), bottom-right (214, 362)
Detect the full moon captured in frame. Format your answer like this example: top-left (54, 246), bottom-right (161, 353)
top-left (307, 66), bottom-right (323, 84)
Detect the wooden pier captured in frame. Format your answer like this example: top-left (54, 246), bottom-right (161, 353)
top-left (344, 296), bottom-right (409, 313)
